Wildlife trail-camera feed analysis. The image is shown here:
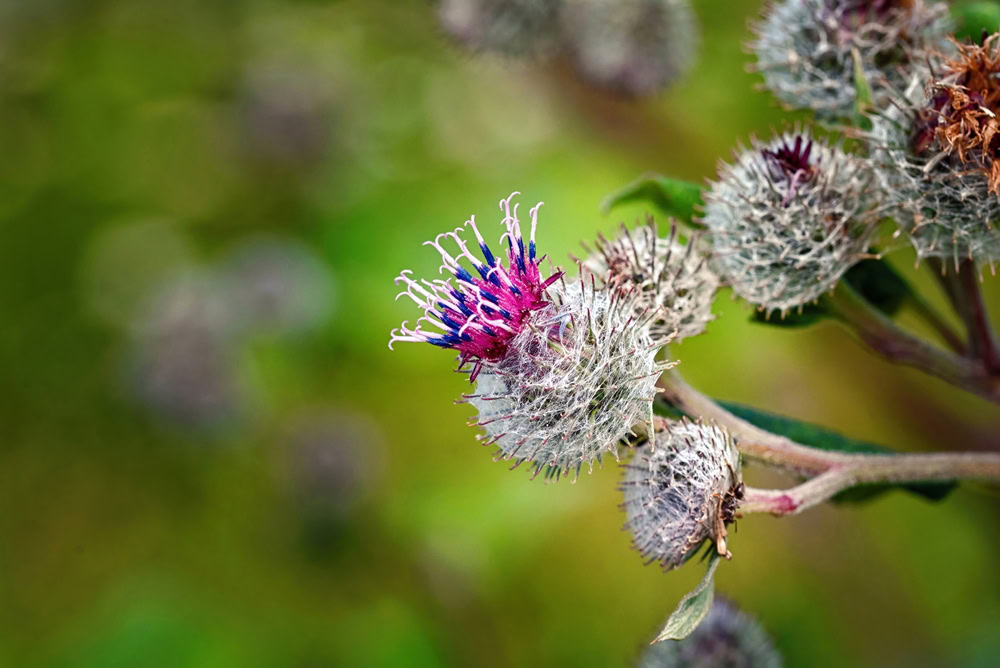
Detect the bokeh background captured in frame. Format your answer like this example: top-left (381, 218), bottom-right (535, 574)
top-left (2, 0), bottom-right (1000, 666)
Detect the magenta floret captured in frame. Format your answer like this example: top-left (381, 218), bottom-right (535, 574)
top-left (389, 192), bottom-right (563, 380)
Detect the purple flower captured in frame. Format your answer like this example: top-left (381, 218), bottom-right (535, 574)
top-left (389, 192), bottom-right (563, 381)
top-left (761, 134), bottom-right (816, 198)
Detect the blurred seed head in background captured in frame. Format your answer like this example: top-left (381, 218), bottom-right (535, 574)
top-left (436, 0), bottom-right (698, 97)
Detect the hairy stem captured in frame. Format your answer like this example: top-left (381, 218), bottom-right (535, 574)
top-left (741, 451), bottom-right (1000, 515)
top-left (821, 281), bottom-right (1000, 405)
top-left (657, 371), bottom-right (856, 475)
top-left (905, 290), bottom-right (966, 355)
top-left (657, 372), bottom-right (1000, 515)
top-left (928, 258), bottom-right (1000, 372)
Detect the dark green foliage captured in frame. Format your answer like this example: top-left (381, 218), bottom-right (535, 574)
top-left (601, 173), bottom-right (705, 227)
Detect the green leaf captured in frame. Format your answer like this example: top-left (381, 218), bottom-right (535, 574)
top-left (601, 173), bottom-right (704, 227)
top-left (843, 258), bottom-right (910, 317)
top-left (952, 1), bottom-right (1000, 42)
top-left (717, 401), bottom-right (957, 503)
top-left (652, 554), bottom-right (721, 643)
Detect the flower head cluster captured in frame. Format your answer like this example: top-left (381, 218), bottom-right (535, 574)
top-left (874, 35), bottom-right (1000, 267)
top-left (390, 192), bottom-right (563, 381)
top-left (584, 218), bottom-right (719, 345)
top-left (465, 276), bottom-right (670, 481)
top-left (560, 0), bottom-right (698, 98)
top-left (622, 420), bottom-right (742, 570)
top-left (703, 131), bottom-right (877, 313)
top-left (750, 0), bottom-right (951, 119)
top-left (638, 598), bottom-right (782, 668)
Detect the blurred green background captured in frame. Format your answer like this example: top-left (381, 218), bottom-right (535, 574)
top-left (2, 0), bottom-right (999, 666)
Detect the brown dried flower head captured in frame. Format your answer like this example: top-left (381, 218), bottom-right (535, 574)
top-left (914, 34), bottom-right (1000, 198)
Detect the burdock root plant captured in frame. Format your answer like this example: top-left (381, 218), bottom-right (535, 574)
top-left (392, 0), bottom-right (1000, 652)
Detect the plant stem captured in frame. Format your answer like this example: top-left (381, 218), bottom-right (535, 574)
top-left (657, 372), bottom-right (1000, 515)
top-left (928, 258), bottom-right (1000, 372)
top-left (657, 371), bottom-right (854, 475)
top-left (905, 290), bottom-right (966, 355)
top-left (821, 281), bottom-right (1000, 405)
top-left (741, 451), bottom-right (1000, 515)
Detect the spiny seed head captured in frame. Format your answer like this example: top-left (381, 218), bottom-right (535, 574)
top-left (389, 192), bottom-right (564, 381)
top-left (750, 0), bottom-right (952, 119)
top-left (703, 131), bottom-right (877, 313)
top-left (583, 217), bottom-right (719, 346)
top-left (638, 598), bottom-right (782, 667)
top-left (560, 0), bottom-right (698, 97)
top-left (622, 420), bottom-right (742, 571)
top-left (464, 276), bottom-right (671, 482)
top-left (437, 0), bottom-right (562, 58)
top-left (873, 37), bottom-right (1000, 269)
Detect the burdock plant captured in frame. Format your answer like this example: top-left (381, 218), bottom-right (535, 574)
top-left (397, 0), bottom-right (1000, 655)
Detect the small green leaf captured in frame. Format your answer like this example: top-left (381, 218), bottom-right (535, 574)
top-left (843, 258), bottom-right (910, 317)
top-left (717, 401), bottom-right (957, 503)
top-left (652, 554), bottom-right (721, 643)
top-left (952, 1), bottom-right (1000, 42)
top-left (602, 173), bottom-right (704, 227)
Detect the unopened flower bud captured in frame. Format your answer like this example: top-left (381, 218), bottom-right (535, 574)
top-left (703, 131), bottom-right (877, 313)
top-left (622, 420), bottom-right (742, 570)
top-left (584, 218), bottom-right (718, 346)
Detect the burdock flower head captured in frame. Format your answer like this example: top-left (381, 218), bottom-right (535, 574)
top-left (583, 218), bottom-right (719, 346)
top-left (875, 34), bottom-right (1000, 267)
top-left (390, 192), bottom-right (563, 381)
top-left (622, 419), bottom-right (742, 570)
top-left (751, 0), bottom-right (951, 119)
top-left (703, 131), bottom-right (877, 313)
top-left (465, 276), bottom-right (670, 481)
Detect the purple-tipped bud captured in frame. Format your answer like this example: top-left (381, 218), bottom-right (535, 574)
top-left (389, 192), bottom-right (564, 381)
top-left (704, 131), bottom-right (877, 313)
